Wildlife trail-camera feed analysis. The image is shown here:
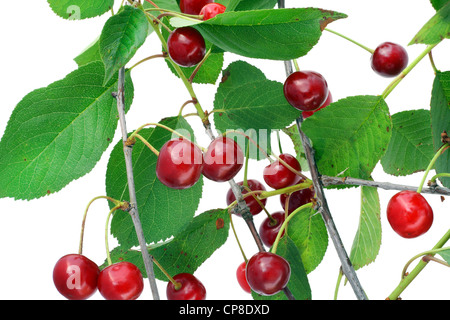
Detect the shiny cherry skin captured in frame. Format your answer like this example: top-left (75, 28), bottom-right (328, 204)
top-left (166, 273), bottom-right (206, 300)
top-left (167, 27), bottom-right (206, 67)
top-left (200, 3), bottom-right (226, 20)
top-left (386, 190), bottom-right (433, 238)
top-left (259, 211), bottom-right (286, 248)
top-left (98, 262), bottom-right (144, 300)
top-left (180, 0), bottom-right (213, 15)
top-left (371, 42), bottom-right (408, 77)
top-left (202, 137), bottom-right (244, 182)
top-left (280, 187), bottom-right (315, 214)
top-left (283, 71), bottom-right (329, 111)
top-left (53, 254), bottom-right (100, 300)
top-left (263, 153), bottom-right (302, 190)
top-left (156, 138), bottom-right (203, 189)
top-left (302, 91), bottom-right (333, 119)
top-left (226, 179), bottom-right (267, 216)
top-left (236, 262), bottom-right (251, 293)
top-left (246, 252), bottom-right (291, 296)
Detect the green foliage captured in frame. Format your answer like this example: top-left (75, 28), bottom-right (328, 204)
top-left (47, 0), bottom-right (114, 20)
top-left (410, 2), bottom-right (450, 45)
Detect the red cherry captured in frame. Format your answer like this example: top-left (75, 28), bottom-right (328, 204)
top-left (53, 254), bottom-right (100, 300)
top-left (202, 137), bottom-right (244, 182)
top-left (259, 211), bottom-right (286, 248)
top-left (167, 27), bottom-right (206, 67)
top-left (180, 0), bottom-right (213, 15)
top-left (263, 153), bottom-right (302, 190)
top-left (166, 273), bottom-right (206, 300)
top-left (386, 190), bottom-right (433, 238)
top-left (280, 187), bottom-right (315, 214)
top-left (302, 91), bottom-right (333, 119)
top-left (236, 262), bottom-right (251, 293)
top-left (283, 71), bottom-right (329, 111)
top-left (200, 3), bottom-right (226, 20)
top-left (371, 42), bottom-right (408, 77)
top-left (246, 252), bottom-right (291, 296)
top-left (98, 262), bottom-right (144, 300)
top-left (156, 138), bottom-right (203, 189)
top-left (226, 179), bottom-right (267, 216)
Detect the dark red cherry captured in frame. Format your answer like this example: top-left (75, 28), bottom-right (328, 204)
top-left (280, 187), bottom-right (315, 214)
top-left (283, 71), bottom-right (329, 111)
top-left (371, 42), bottom-right (408, 77)
top-left (156, 138), bottom-right (203, 189)
top-left (200, 3), bottom-right (226, 20)
top-left (167, 27), bottom-right (206, 67)
top-left (259, 211), bottom-right (286, 248)
top-left (246, 252), bottom-right (291, 296)
top-left (386, 190), bottom-right (433, 238)
top-left (302, 91), bottom-right (333, 119)
top-left (226, 179), bottom-right (267, 216)
top-left (236, 262), bottom-right (251, 293)
top-left (180, 0), bottom-right (213, 15)
top-left (98, 262), bottom-right (144, 300)
top-left (53, 254), bottom-right (100, 300)
top-left (166, 273), bottom-right (206, 300)
top-left (263, 153), bottom-right (302, 190)
top-left (202, 137), bottom-right (244, 182)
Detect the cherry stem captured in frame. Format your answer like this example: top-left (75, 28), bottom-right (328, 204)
top-left (271, 151), bottom-right (307, 180)
top-left (430, 172), bottom-right (450, 184)
top-left (324, 28), bottom-right (374, 54)
top-left (242, 185), bottom-right (272, 220)
top-left (189, 48), bottom-right (212, 84)
top-left (276, 130), bottom-right (283, 154)
top-left (105, 204), bottom-right (123, 266)
top-left (417, 143), bottom-right (449, 193)
top-left (228, 212), bottom-right (248, 263)
top-left (243, 143), bottom-right (250, 188)
top-left (151, 256), bottom-right (182, 290)
top-left (401, 247), bottom-right (450, 279)
top-left (178, 99), bottom-right (197, 117)
top-left (428, 50), bottom-right (439, 74)
top-left (129, 53), bottom-right (167, 71)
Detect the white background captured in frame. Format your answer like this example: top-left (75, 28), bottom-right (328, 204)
top-left (0, 0), bottom-right (449, 300)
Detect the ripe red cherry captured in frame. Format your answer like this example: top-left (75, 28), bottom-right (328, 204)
top-left (302, 91), bottom-right (333, 119)
top-left (226, 179), bottom-right (267, 216)
top-left (167, 27), bottom-right (206, 67)
top-left (263, 153), bottom-right (302, 190)
top-left (180, 0), bottom-right (213, 15)
top-left (202, 137), bottom-right (244, 182)
top-left (246, 252), bottom-right (291, 296)
top-left (371, 42), bottom-right (408, 77)
top-left (53, 254), bottom-right (100, 300)
top-left (236, 262), bottom-right (251, 293)
top-left (280, 187), bottom-right (315, 214)
top-left (200, 3), bottom-right (226, 20)
top-left (259, 211), bottom-right (286, 247)
top-left (283, 71), bottom-right (329, 111)
top-left (386, 190), bottom-right (433, 238)
top-left (98, 262), bottom-right (144, 300)
top-left (156, 138), bottom-right (203, 189)
top-left (166, 273), bottom-right (206, 300)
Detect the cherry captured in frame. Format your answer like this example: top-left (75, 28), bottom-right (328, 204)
top-left (97, 262), bottom-right (144, 300)
top-left (283, 70), bottom-right (329, 111)
top-left (156, 137), bottom-right (203, 189)
top-left (236, 262), bottom-right (251, 293)
top-left (226, 179), bottom-right (267, 216)
top-left (371, 42), bottom-right (408, 77)
top-left (263, 153), bottom-right (302, 190)
top-left (167, 27), bottom-right (206, 67)
top-left (280, 187), bottom-right (315, 214)
top-left (180, 0), bottom-right (213, 15)
top-left (202, 136), bottom-right (244, 182)
top-left (259, 211), bottom-right (286, 248)
top-left (386, 190), bottom-right (433, 238)
top-left (200, 3), bottom-right (226, 20)
top-left (166, 273), bottom-right (206, 300)
top-left (246, 252), bottom-right (291, 296)
top-left (302, 91), bottom-right (333, 119)
top-left (53, 254), bottom-right (100, 300)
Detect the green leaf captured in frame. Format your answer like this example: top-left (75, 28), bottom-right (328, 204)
top-left (233, 0), bottom-right (278, 11)
top-left (437, 248), bottom-right (450, 264)
top-left (105, 116), bottom-right (204, 248)
top-left (47, 0), bottom-right (114, 20)
top-left (0, 62), bottom-right (133, 200)
top-left (380, 109), bottom-right (434, 176)
top-left (349, 186), bottom-right (382, 270)
top-left (302, 95), bottom-right (392, 182)
top-left (431, 0), bottom-right (450, 11)
top-left (143, 0), bottom-right (180, 11)
top-left (74, 37), bottom-right (102, 67)
top-left (430, 71), bottom-right (450, 188)
top-left (100, 5), bottom-right (150, 84)
top-left (195, 8), bottom-right (347, 60)
top-left (410, 2), bottom-right (450, 45)
top-left (282, 125), bottom-right (309, 172)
